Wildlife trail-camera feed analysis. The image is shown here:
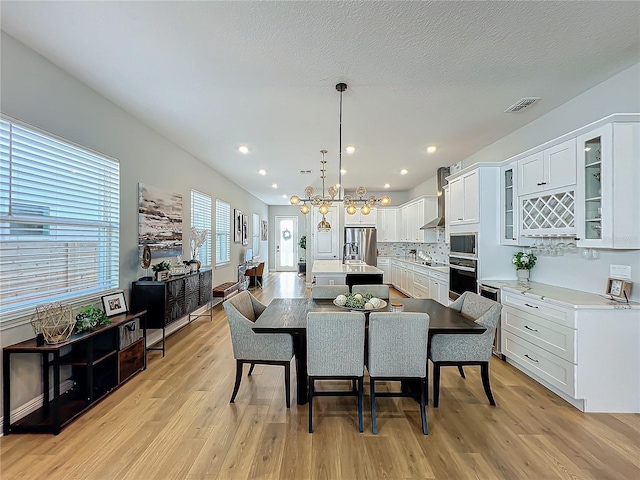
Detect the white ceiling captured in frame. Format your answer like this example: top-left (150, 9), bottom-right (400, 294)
top-left (1, 1), bottom-right (639, 206)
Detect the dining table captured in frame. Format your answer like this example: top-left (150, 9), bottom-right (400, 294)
top-left (252, 297), bottom-right (486, 405)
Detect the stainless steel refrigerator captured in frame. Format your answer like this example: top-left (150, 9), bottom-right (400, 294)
top-left (343, 227), bottom-right (377, 266)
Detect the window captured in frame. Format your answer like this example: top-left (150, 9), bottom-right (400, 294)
top-left (252, 213), bottom-right (260, 257)
top-left (0, 117), bottom-right (120, 320)
top-left (215, 199), bottom-right (230, 265)
top-left (190, 190), bottom-right (212, 267)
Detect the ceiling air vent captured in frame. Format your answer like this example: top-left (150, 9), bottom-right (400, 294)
top-left (504, 97), bottom-right (541, 113)
top-left (299, 170), bottom-right (312, 175)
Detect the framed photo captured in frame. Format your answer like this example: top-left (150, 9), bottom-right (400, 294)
top-left (261, 220), bottom-right (268, 241)
top-left (605, 278), bottom-right (632, 300)
top-left (156, 270), bottom-right (170, 281)
top-left (102, 290), bottom-right (128, 317)
top-left (242, 214), bottom-right (249, 246)
top-left (234, 209), bottom-right (243, 243)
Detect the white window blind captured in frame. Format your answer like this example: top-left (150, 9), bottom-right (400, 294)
top-left (252, 213), bottom-right (260, 257)
top-left (191, 190), bottom-right (212, 267)
top-left (215, 199), bottom-right (230, 265)
top-left (0, 117), bottom-right (120, 320)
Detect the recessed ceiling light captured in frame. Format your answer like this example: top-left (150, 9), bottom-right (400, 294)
top-left (427, 145), bottom-right (437, 154)
top-left (258, 169), bottom-right (266, 175)
top-left (239, 145), bottom-right (249, 154)
top-left (384, 184), bottom-right (390, 188)
top-left (345, 146), bottom-right (356, 154)
top-left (400, 169), bottom-right (408, 175)
top-left (340, 169), bottom-right (347, 175)
top-left (282, 194), bottom-right (287, 198)
top-left (272, 183), bottom-right (278, 188)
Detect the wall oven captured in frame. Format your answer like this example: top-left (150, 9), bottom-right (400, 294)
top-left (449, 232), bottom-right (477, 257)
top-left (448, 255), bottom-right (477, 301)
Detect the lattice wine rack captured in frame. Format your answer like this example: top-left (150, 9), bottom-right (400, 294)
top-left (521, 191), bottom-right (576, 236)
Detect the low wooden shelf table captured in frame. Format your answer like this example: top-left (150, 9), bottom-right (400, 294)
top-left (2, 310), bottom-right (147, 435)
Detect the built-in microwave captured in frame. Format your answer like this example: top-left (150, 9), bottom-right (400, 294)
top-left (449, 232), bottom-right (478, 257)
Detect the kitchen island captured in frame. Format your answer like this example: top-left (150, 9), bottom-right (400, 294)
top-left (312, 259), bottom-right (383, 287)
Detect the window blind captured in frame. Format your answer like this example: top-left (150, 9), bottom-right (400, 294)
top-left (215, 199), bottom-right (230, 265)
top-left (0, 117), bottom-right (120, 320)
top-left (191, 190), bottom-right (212, 267)
top-left (252, 213), bottom-right (260, 256)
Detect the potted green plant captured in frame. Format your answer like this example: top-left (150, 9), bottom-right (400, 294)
top-left (74, 305), bottom-right (110, 333)
top-left (298, 235), bottom-right (306, 261)
top-left (151, 261), bottom-right (172, 280)
top-left (512, 251), bottom-right (537, 281)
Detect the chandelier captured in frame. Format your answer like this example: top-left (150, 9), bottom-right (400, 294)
top-left (289, 82), bottom-right (391, 232)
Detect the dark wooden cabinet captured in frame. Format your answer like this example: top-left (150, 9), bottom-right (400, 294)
top-left (130, 269), bottom-right (212, 356)
top-left (2, 311), bottom-right (147, 435)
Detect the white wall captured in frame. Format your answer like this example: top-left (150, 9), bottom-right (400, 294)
top-left (411, 62), bottom-right (640, 301)
top-left (0, 32), bottom-right (269, 412)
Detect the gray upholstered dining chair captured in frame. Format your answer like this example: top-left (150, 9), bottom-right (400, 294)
top-left (307, 311), bottom-right (366, 433)
top-left (429, 291), bottom-right (502, 408)
top-left (311, 285), bottom-right (349, 299)
top-left (351, 284), bottom-right (390, 299)
top-left (223, 291), bottom-right (294, 407)
top-left (367, 312), bottom-right (430, 435)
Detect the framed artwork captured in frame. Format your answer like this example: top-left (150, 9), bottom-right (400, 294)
top-left (605, 278), bottom-right (632, 300)
top-left (102, 291), bottom-right (128, 317)
top-left (138, 183), bottom-right (183, 257)
top-left (234, 209), bottom-right (243, 243)
top-left (242, 214), bottom-right (249, 246)
top-left (261, 220), bottom-right (268, 241)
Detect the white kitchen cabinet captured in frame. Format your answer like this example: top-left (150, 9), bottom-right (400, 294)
top-left (344, 206), bottom-right (377, 226)
top-left (312, 205), bottom-right (340, 260)
top-left (500, 163), bottom-right (519, 245)
top-left (501, 288), bottom-right (639, 413)
top-left (391, 261), bottom-right (400, 287)
top-left (377, 257), bottom-right (390, 283)
top-left (443, 185), bottom-right (450, 243)
top-left (398, 196), bottom-right (438, 242)
top-left (575, 122), bottom-right (640, 249)
top-left (377, 208), bottom-right (398, 242)
top-left (518, 138), bottom-right (576, 196)
top-left (412, 270), bottom-right (430, 298)
top-left (448, 170), bottom-right (479, 225)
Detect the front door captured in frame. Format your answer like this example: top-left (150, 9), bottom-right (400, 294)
top-left (275, 216), bottom-right (297, 271)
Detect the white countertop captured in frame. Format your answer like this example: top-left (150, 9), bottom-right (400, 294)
top-left (478, 279), bottom-right (639, 310)
top-left (377, 256), bottom-right (449, 273)
top-left (312, 260), bottom-right (383, 275)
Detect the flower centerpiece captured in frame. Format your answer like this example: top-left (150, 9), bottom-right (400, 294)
top-left (75, 305), bottom-right (110, 333)
top-left (190, 227), bottom-right (209, 270)
top-left (512, 250), bottom-right (537, 281)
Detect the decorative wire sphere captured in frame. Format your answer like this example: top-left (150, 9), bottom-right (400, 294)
top-left (304, 186), bottom-right (315, 198)
top-left (327, 185), bottom-right (338, 197)
top-left (311, 195), bottom-right (323, 206)
top-left (367, 195), bottom-right (377, 206)
top-left (300, 204), bottom-right (310, 214)
top-left (31, 303), bottom-right (76, 344)
top-left (290, 195), bottom-right (300, 205)
top-left (344, 194), bottom-right (353, 204)
top-left (356, 186), bottom-right (367, 197)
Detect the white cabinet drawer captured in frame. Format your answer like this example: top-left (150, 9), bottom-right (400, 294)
top-left (503, 306), bottom-right (576, 363)
top-left (429, 270), bottom-right (448, 282)
top-left (413, 285), bottom-right (429, 299)
top-left (413, 272), bottom-right (429, 289)
top-left (502, 291), bottom-right (573, 328)
top-left (503, 331), bottom-right (575, 397)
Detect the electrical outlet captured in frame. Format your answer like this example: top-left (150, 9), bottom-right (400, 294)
top-left (610, 265), bottom-right (631, 280)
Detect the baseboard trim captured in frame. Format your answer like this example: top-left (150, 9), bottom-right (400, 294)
top-left (0, 379), bottom-right (75, 436)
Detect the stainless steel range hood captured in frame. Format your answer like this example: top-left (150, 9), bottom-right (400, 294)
top-left (420, 166), bottom-right (450, 229)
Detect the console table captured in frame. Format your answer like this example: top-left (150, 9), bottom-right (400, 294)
top-left (3, 310), bottom-right (147, 435)
top-left (130, 268), bottom-right (212, 356)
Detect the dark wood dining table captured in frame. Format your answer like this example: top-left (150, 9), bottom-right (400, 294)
top-left (252, 297), bottom-right (486, 405)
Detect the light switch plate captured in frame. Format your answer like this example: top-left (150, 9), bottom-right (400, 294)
top-left (610, 264), bottom-right (631, 280)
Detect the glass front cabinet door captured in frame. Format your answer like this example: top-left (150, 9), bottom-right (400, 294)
top-left (575, 125), bottom-right (612, 248)
top-left (501, 163), bottom-right (518, 245)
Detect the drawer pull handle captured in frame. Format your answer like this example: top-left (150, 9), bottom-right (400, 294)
top-left (524, 325), bottom-right (539, 332)
top-left (524, 303), bottom-right (538, 309)
top-left (536, 182), bottom-right (547, 186)
top-left (524, 354), bottom-right (539, 363)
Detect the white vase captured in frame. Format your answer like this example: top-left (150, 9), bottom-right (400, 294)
top-left (516, 269), bottom-right (530, 281)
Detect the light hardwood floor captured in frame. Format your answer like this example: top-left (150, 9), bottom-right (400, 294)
top-left (1, 272), bottom-right (638, 479)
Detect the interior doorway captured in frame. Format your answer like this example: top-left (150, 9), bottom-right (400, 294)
top-left (274, 216), bottom-right (298, 272)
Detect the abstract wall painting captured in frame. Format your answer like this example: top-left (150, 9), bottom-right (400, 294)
top-left (138, 183), bottom-right (183, 258)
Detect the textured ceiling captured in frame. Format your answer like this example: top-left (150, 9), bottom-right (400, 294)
top-left (1, 1), bottom-right (639, 205)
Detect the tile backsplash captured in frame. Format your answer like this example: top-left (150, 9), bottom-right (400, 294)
top-left (378, 242), bottom-right (449, 265)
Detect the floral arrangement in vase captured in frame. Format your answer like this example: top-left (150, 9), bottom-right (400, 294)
top-left (512, 251), bottom-right (537, 281)
top-left (190, 227), bottom-right (209, 268)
